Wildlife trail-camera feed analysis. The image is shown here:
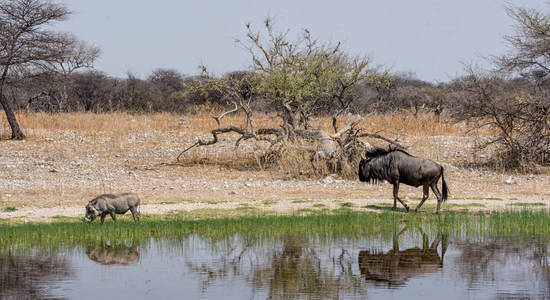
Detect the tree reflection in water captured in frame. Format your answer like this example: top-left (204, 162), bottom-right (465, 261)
top-left (0, 251), bottom-right (73, 299)
top-left (358, 226), bottom-right (447, 287)
top-left (455, 238), bottom-right (550, 298)
top-left (186, 235), bottom-right (368, 299)
top-left (252, 235), bottom-right (366, 299)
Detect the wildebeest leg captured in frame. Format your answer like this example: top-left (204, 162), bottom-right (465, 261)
top-left (430, 234), bottom-right (441, 249)
top-left (100, 213), bottom-right (106, 224)
top-left (415, 185), bottom-right (430, 212)
top-left (109, 211), bottom-right (117, 222)
top-left (130, 207), bottom-right (140, 222)
top-left (431, 183), bottom-right (442, 213)
top-left (393, 183), bottom-right (409, 212)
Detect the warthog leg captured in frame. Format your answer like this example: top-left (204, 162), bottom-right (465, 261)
top-left (431, 183), bottom-right (443, 213)
top-left (110, 211), bottom-right (117, 222)
top-left (415, 185), bottom-right (430, 212)
top-left (130, 207), bottom-right (140, 222)
top-left (100, 213), bottom-right (107, 224)
top-left (393, 183), bottom-right (409, 212)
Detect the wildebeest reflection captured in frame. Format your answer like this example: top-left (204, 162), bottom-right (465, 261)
top-left (358, 227), bottom-right (447, 286)
top-left (86, 243), bottom-right (139, 265)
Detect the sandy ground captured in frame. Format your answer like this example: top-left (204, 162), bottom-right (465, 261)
top-left (1, 126), bottom-right (549, 222)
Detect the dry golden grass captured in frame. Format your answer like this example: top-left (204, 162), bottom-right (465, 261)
top-left (1, 109), bottom-right (493, 138)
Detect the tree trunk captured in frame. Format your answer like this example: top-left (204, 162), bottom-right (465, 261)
top-left (0, 93), bottom-right (25, 140)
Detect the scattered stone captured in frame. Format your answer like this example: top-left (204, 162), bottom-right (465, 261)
top-left (505, 176), bottom-right (514, 185)
top-left (322, 176), bottom-right (334, 184)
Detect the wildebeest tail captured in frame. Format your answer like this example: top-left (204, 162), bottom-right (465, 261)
top-left (441, 167), bottom-right (449, 201)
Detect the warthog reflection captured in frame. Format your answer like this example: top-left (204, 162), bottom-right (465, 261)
top-left (358, 227), bottom-right (447, 286)
top-left (86, 243), bottom-right (140, 265)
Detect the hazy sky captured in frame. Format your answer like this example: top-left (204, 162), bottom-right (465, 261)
top-left (53, 0), bottom-right (546, 82)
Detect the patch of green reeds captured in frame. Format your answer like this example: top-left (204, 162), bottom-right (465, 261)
top-left (487, 210), bottom-right (550, 236)
top-left (1, 209), bottom-right (549, 255)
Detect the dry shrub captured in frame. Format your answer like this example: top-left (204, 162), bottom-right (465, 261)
top-left (452, 71), bottom-right (550, 171)
top-left (254, 138), bottom-right (369, 179)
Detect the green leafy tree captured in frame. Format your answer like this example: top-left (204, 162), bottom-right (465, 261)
top-left (238, 19), bottom-right (372, 131)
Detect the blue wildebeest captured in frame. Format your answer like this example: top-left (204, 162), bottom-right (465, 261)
top-left (84, 193), bottom-right (141, 223)
top-left (358, 148), bottom-right (449, 213)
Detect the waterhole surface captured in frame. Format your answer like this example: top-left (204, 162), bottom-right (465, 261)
top-left (1, 224), bottom-right (547, 299)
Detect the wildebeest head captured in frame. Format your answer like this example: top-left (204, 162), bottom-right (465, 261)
top-left (358, 157), bottom-right (373, 182)
top-left (84, 203), bottom-right (99, 222)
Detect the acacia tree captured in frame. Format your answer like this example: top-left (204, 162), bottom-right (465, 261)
top-left (179, 20), bottom-right (400, 176)
top-left (0, 0), bottom-right (97, 139)
top-left (239, 19), bottom-right (372, 131)
top-left (497, 4), bottom-right (550, 78)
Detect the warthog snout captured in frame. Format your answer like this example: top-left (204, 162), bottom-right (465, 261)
top-left (84, 204), bottom-right (98, 222)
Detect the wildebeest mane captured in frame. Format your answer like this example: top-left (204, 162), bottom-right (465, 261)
top-left (364, 147), bottom-right (412, 159)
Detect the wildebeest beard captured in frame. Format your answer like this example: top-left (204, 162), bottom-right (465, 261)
top-left (359, 155), bottom-right (394, 184)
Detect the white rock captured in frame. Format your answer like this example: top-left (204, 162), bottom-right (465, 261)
top-left (505, 176), bottom-right (514, 185)
top-left (323, 176), bottom-right (334, 184)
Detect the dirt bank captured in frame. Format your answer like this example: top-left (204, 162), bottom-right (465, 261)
top-left (1, 113), bottom-right (549, 222)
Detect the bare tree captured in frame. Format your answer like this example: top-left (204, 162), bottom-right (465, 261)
top-left (26, 35), bottom-right (100, 111)
top-left (0, 0), bottom-right (77, 139)
top-left (452, 66), bottom-right (550, 169)
top-left (452, 4), bottom-right (550, 170)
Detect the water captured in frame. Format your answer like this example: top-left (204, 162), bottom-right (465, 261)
top-left (1, 228), bottom-right (549, 299)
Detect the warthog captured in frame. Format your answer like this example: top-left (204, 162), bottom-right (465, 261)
top-left (84, 193), bottom-right (140, 223)
top-left (359, 148), bottom-right (449, 213)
